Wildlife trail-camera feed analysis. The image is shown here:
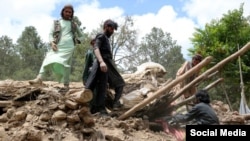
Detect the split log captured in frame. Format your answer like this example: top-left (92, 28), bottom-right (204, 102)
top-left (68, 89), bottom-right (93, 104)
top-left (137, 77), bottom-right (223, 120)
top-left (134, 71), bottom-right (220, 120)
top-left (119, 41), bottom-right (250, 120)
top-left (170, 78), bottom-right (224, 110)
top-left (195, 71), bottom-right (219, 87)
top-left (168, 42), bottom-right (250, 105)
top-left (0, 101), bottom-right (12, 107)
top-left (132, 80), bottom-right (174, 120)
top-left (118, 56), bottom-right (213, 120)
top-left (168, 70), bottom-right (220, 107)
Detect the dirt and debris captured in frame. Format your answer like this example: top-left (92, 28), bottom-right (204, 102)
top-left (0, 80), bottom-right (175, 141)
top-left (0, 62), bottom-right (249, 141)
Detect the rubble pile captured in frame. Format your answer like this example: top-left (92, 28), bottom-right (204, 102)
top-left (211, 100), bottom-right (249, 125)
top-left (120, 62), bottom-right (250, 125)
top-left (121, 62), bottom-right (168, 111)
top-left (0, 80), bottom-right (173, 141)
top-left (0, 62), bottom-right (249, 141)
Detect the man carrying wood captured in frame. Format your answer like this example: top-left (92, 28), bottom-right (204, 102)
top-left (174, 54), bottom-right (203, 112)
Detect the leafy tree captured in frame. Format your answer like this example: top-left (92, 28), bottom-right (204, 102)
top-left (69, 16), bottom-right (88, 82)
top-left (0, 16), bottom-right (183, 84)
top-left (190, 4), bottom-right (250, 109)
top-left (16, 26), bottom-right (47, 80)
top-left (0, 36), bottom-right (21, 79)
top-left (108, 16), bottom-right (139, 73)
top-left (84, 16), bottom-right (139, 73)
top-left (70, 33), bottom-right (89, 82)
top-left (135, 27), bottom-right (184, 78)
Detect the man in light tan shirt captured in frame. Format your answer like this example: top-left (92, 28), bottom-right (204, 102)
top-left (174, 54), bottom-right (203, 112)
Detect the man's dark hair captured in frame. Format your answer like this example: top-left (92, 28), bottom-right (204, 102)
top-left (192, 54), bottom-right (203, 62)
top-left (103, 19), bottom-right (118, 30)
top-left (195, 90), bottom-right (210, 103)
top-left (61, 4), bottom-right (74, 19)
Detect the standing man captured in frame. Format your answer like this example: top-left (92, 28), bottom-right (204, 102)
top-left (29, 4), bottom-right (84, 91)
top-left (82, 38), bottom-right (95, 85)
top-left (174, 54), bottom-right (203, 112)
top-left (82, 38), bottom-right (98, 114)
top-left (85, 19), bottom-right (125, 115)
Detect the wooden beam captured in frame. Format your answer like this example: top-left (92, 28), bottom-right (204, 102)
top-left (168, 42), bottom-right (250, 105)
top-left (170, 78), bottom-right (224, 109)
top-left (118, 56), bottom-right (213, 120)
top-left (0, 101), bottom-right (12, 107)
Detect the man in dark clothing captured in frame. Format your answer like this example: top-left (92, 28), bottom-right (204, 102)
top-left (84, 19), bottom-right (125, 115)
top-left (82, 38), bottom-right (124, 113)
top-left (82, 39), bottom-right (95, 85)
top-left (82, 39), bottom-right (98, 114)
top-left (171, 90), bottom-right (219, 125)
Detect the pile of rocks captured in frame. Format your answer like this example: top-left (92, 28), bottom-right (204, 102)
top-left (0, 61), bottom-right (249, 141)
top-left (211, 100), bottom-right (250, 125)
top-left (0, 80), bottom-right (173, 141)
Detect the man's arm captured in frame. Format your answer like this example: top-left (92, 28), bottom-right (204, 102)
top-left (75, 22), bottom-right (85, 42)
top-left (49, 20), bottom-right (58, 51)
top-left (176, 61), bottom-right (189, 77)
top-left (174, 104), bottom-right (200, 123)
top-left (93, 36), bottom-right (107, 72)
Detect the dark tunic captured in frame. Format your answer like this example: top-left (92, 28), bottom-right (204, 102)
top-left (174, 102), bottom-right (220, 125)
top-left (85, 33), bottom-right (125, 88)
top-left (82, 49), bottom-right (95, 84)
top-left (85, 33), bottom-right (125, 108)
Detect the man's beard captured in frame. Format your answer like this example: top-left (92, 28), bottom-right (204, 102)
top-left (63, 15), bottom-right (72, 20)
top-left (105, 31), bottom-right (113, 38)
top-left (64, 18), bottom-right (71, 20)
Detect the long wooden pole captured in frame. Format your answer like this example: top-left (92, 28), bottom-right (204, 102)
top-left (194, 71), bottom-right (219, 87)
top-left (170, 78), bottom-right (224, 109)
top-left (118, 56), bottom-right (213, 120)
top-left (170, 70), bottom-right (219, 105)
top-left (238, 44), bottom-right (249, 114)
top-left (220, 83), bottom-right (233, 111)
top-left (168, 42), bottom-right (250, 105)
top-left (118, 42), bottom-right (250, 120)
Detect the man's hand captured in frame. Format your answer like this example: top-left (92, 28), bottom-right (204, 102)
top-left (100, 61), bottom-right (107, 72)
top-left (51, 42), bottom-right (58, 51)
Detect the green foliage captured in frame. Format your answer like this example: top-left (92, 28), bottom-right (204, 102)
top-left (71, 34), bottom-right (89, 82)
top-left (1, 5), bottom-right (250, 111)
top-left (190, 4), bottom-right (250, 110)
top-left (136, 27), bottom-right (184, 78)
top-left (0, 36), bottom-right (21, 79)
top-left (14, 68), bottom-right (38, 80)
top-left (16, 26), bottom-right (47, 78)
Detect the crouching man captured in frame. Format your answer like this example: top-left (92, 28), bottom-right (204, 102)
top-left (171, 90), bottom-right (220, 125)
